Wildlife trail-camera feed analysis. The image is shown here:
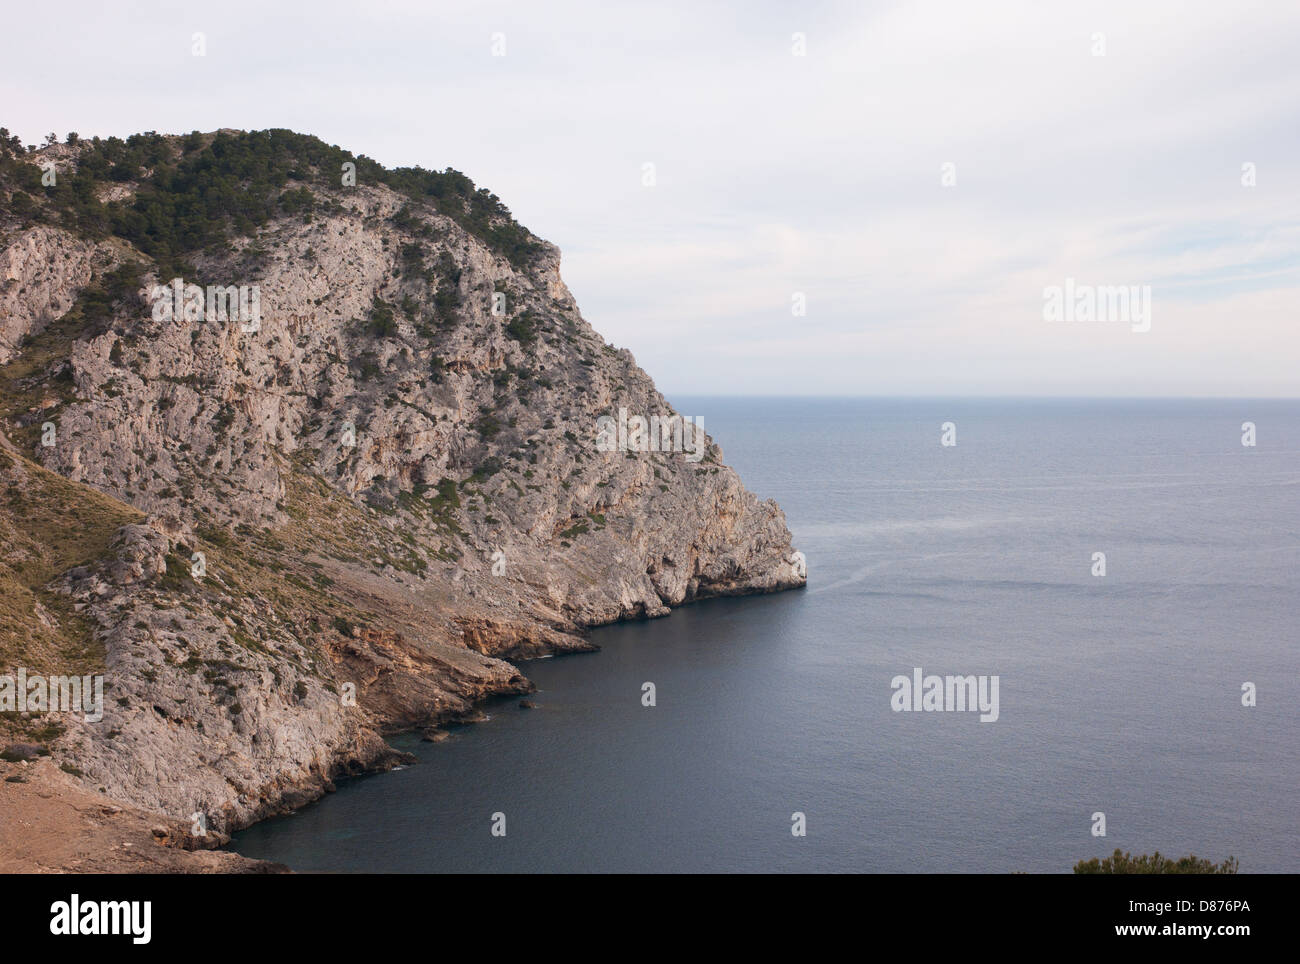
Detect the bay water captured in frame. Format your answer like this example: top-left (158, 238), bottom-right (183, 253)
top-left (233, 397), bottom-right (1300, 872)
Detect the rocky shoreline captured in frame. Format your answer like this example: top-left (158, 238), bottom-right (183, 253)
top-left (0, 128), bottom-right (804, 871)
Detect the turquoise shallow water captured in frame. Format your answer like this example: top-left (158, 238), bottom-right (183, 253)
top-left (233, 398), bottom-right (1300, 872)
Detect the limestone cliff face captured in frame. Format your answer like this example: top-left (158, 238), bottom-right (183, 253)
top-left (0, 225), bottom-right (112, 363)
top-left (0, 129), bottom-right (803, 835)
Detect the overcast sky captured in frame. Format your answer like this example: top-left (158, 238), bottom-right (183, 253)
top-left (5, 0), bottom-right (1299, 396)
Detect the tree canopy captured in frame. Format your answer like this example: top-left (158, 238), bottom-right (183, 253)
top-left (0, 127), bottom-right (544, 270)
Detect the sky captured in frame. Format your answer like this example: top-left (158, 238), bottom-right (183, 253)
top-left (3, 0), bottom-right (1299, 396)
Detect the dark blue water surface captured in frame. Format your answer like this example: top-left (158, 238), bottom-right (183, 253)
top-left (233, 398), bottom-right (1300, 872)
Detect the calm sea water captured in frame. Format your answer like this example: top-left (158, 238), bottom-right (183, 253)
top-left (233, 398), bottom-right (1300, 873)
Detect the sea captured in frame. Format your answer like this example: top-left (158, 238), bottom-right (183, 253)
top-left (232, 397), bottom-right (1300, 872)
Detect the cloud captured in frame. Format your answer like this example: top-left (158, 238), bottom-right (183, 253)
top-left (5, 0), bottom-right (1298, 394)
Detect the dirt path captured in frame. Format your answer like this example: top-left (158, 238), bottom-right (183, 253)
top-left (0, 760), bottom-right (284, 873)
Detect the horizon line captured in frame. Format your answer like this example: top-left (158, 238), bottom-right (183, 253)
top-left (659, 393), bottom-right (1300, 400)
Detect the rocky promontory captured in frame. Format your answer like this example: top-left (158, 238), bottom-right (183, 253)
top-left (0, 127), bottom-right (803, 867)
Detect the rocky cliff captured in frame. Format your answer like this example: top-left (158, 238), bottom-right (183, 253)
top-left (0, 128), bottom-right (803, 851)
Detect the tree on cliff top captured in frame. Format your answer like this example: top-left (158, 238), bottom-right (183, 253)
top-left (0, 126), bottom-right (544, 269)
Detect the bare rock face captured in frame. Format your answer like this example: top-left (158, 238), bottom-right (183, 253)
top-left (0, 226), bottom-right (110, 363)
top-left (0, 129), bottom-right (804, 839)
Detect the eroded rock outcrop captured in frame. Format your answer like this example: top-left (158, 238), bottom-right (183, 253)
top-left (0, 225), bottom-right (111, 363)
top-left (0, 129), bottom-right (804, 842)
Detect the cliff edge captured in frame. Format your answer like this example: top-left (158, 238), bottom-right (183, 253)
top-left (0, 128), bottom-right (804, 864)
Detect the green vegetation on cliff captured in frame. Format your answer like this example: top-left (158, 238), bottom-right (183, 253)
top-left (1073, 849), bottom-right (1239, 874)
top-left (0, 127), bottom-right (544, 270)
